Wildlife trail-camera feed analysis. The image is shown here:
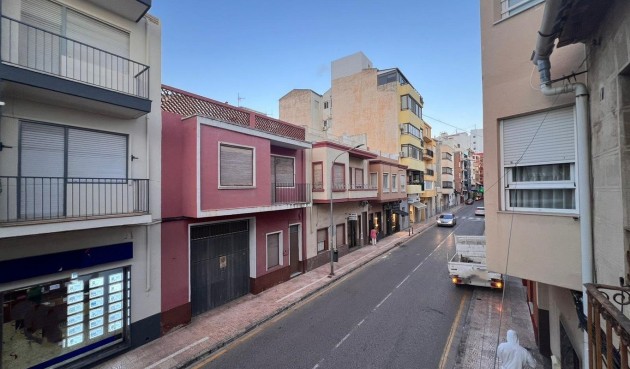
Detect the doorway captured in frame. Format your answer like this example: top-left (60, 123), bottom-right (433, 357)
top-left (289, 224), bottom-right (301, 276)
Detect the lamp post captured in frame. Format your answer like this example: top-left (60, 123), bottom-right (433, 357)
top-left (330, 143), bottom-right (364, 277)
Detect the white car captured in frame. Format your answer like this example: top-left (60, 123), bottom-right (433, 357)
top-left (437, 213), bottom-right (457, 227)
top-left (475, 207), bottom-right (485, 216)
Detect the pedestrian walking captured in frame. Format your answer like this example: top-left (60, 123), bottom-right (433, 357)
top-left (370, 228), bottom-right (377, 245)
top-left (497, 330), bottom-right (537, 369)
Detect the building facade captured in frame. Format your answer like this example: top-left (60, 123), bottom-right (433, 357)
top-left (482, 0), bottom-right (630, 367)
top-left (160, 86), bottom-right (311, 331)
top-left (279, 52), bottom-right (436, 225)
top-left (0, 1), bottom-right (162, 368)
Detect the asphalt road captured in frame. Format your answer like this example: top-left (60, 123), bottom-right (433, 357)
top-left (195, 204), bottom-right (485, 369)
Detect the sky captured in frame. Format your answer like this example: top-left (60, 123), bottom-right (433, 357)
top-left (150, 1), bottom-right (482, 136)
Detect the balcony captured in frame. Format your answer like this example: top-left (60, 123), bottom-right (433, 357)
top-left (0, 176), bottom-right (149, 236)
top-left (312, 183), bottom-right (377, 203)
top-left (271, 183), bottom-right (311, 205)
top-left (423, 149), bottom-right (434, 161)
top-left (585, 284), bottom-right (630, 369)
top-left (0, 16), bottom-right (151, 118)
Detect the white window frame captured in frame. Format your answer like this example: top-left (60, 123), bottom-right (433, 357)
top-left (400, 174), bottom-right (406, 191)
top-left (271, 154), bottom-right (296, 188)
top-left (266, 231), bottom-right (283, 270)
top-left (369, 172), bottom-right (378, 190)
top-left (383, 173), bottom-right (389, 193)
top-left (500, 0), bottom-right (544, 19)
top-left (392, 174), bottom-right (397, 192)
top-left (218, 142), bottom-right (256, 189)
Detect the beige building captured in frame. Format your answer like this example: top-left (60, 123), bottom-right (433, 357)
top-left (0, 1), bottom-right (162, 368)
top-left (280, 52), bottom-right (437, 224)
top-left (481, 0), bottom-right (630, 367)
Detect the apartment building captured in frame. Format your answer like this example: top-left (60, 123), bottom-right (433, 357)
top-left (436, 142), bottom-right (455, 209)
top-left (481, 0), bottom-right (629, 367)
top-left (0, 1), bottom-right (161, 368)
top-left (160, 86), bottom-right (311, 330)
top-left (279, 52), bottom-right (436, 225)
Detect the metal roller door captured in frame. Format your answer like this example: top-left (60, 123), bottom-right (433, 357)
top-left (190, 221), bottom-right (250, 316)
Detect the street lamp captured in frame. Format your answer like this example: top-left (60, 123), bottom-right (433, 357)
top-left (330, 143), bottom-right (365, 277)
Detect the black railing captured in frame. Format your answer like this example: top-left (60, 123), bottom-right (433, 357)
top-left (0, 176), bottom-right (149, 223)
top-left (1, 16), bottom-right (150, 98)
top-left (271, 183), bottom-right (311, 204)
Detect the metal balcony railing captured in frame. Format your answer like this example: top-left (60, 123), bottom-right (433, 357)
top-left (1, 16), bottom-right (150, 98)
top-left (585, 283), bottom-right (630, 369)
top-left (271, 183), bottom-right (311, 204)
top-left (349, 184), bottom-right (377, 190)
top-left (0, 176), bottom-right (149, 223)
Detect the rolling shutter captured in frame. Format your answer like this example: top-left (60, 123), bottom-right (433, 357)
top-left (272, 156), bottom-right (294, 186)
top-left (502, 106), bottom-right (575, 166)
top-left (313, 163), bottom-right (323, 189)
top-left (220, 144), bottom-right (254, 186)
top-left (333, 164), bottom-right (344, 188)
top-left (67, 129), bottom-right (127, 179)
top-left (336, 224), bottom-right (344, 246)
top-left (20, 0), bottom-right (62, 73)
top-left (66, 9), bottom-right (129, 58)
top-left (266, 233), bottom-right (280, 268)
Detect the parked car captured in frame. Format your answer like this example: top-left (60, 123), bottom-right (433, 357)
top-left (437, 213), bottom-right (457, 227)
top-left (465, 198), bottom-right (474, 205)
top-left (475, 207), bottom-right (485, 216)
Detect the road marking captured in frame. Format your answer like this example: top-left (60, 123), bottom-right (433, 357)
top-left (335, 332), bottom-right (352, 348)
top-left (150, 337), bottom-right (209, 369)
top-left (374, 292), bottom-right (393, 310)
top-left (396, 275), bottom-right (410, 288)
top-left (357, 318), bottom-right (365, 326)
top-left (438, 291), bottom-right (469, 369)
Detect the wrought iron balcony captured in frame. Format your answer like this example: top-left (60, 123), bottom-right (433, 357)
top-left (271, 183), bottom-right (311, 204)
top-left (0, 176), bottom-right (149, 223)
top-left (585, 283), bottom-right (630, 369)
top-left (1, 16), bottom-right (150, 98)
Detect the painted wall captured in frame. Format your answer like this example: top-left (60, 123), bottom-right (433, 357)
top-left (279, 89), bottom-right (323, 129)
top-left (480, 0), bottom-right (584, 289)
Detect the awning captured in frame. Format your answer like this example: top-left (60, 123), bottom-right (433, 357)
top-left (392, 209), bottom-right (409, 216)
top-left (411, 203), bottom-right (427, 210)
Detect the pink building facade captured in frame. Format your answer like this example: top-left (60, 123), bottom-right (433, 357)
top-left (160, 86), bottom-right (311, 332)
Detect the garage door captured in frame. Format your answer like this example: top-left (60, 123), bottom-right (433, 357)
top-left (190, 220), bottom-right (250, 316)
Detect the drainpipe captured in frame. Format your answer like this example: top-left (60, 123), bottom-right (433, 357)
top-left (533, 1), bottom-right (592, 367)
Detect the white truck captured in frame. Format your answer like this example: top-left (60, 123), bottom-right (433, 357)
top-left (447, 235), bottom-right (503, 289)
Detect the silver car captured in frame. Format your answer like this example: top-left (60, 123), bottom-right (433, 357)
top-left (437, 213), bottom-right (457, 227)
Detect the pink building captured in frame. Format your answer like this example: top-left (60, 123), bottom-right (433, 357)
top-left (160, 86), bottom-right (311, 332)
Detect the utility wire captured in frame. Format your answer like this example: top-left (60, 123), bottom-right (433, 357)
top-left (423, 113), bottom-right (472, 133)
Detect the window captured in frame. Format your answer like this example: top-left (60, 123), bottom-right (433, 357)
top-left (336, 224), bottom-right (345, 246)
top-left (383, 173), bottom-right (389, 192)
top-left (442, 181), bottom-right (454, 189)
top-left (400, 95), bottom-right (422, 118)
top-left (272, 156), bottom-right (295, 187)
top-left (442, 167), bottom-right (453, 175)
top-left (392, 174), bottom-right (397, 192)
top-left (324, 101), bottom-right (329, 109)
top-left (401, 123), bottom-right (422, 140)
top-left (220, 144), bottom-right (254, 187)
top-left (369, 172), bottom-right (378, 189)
top-left (401, 144), bottom-right (422, 160)
top-left (266, 232), bottom-right (281, 269)
top-left (313, 162), bottom-right (323, 190)
top-left (317, 228), bottom-right (328, 252)
top-left (377, 70), bottom-right (407, 86)
top-left (502, 107), bottom-right (576, 213)
top-left (424, 181), bottom-right (434, 190)
top-left (332, 163), bottom-right (345, 191)
top-left (352, 168), bottom-right (364, 189)
top-left (408, 170), bottom-right (423, 185)
top-left (400, 174), bottom-right (406, 191)
top-left (442, 152), bottom-right (453, 161)
top-left (501, 0), bottom-right (544, 19)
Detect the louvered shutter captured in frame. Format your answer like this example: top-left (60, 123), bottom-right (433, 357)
top-left (67, 129), bottom-right (127, 179)
top-left (20, 0), bottom-right (62, 73)
top-left (220, 145), bottom-right (254, 186)
top-left (502, 106), bottom-right (575, 166)
top-left (66, 10), bottom-right (129, 57)
top-left (355, 169), bottom-right (364, 187)
top-left (336, 224), bottom-right (344, 246)
top-left (267, 233), bottom-right (280, 268)
top-left (313, 163), bottom-right (323, 190)
top-left (273, 156), bottom-right (294, 186)
top-left (20, 122), bottom-right (65, 218)
top-left (333, 164), bottom-right (344, 188)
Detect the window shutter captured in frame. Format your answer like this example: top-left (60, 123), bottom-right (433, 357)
top-left (336, 224), bottom-right (344, 246)
top-left (67, 129), bottom-right (127, 179)
top-left (66, 9), bottom-right (129, 58)
top-left (503, 106), bottom-right (575, 166)
top-left (20, 0), bottom-right (62, 72)
top-left (317, 229), bottom-right (327, 251)
top-left (220, 144), bottom-right (254, 186)
top-left (313, 163), bottom-right (323, 189)
top-left (273, 156), bottom-right (294, 186)
top-left (333, 164), bottom-right (344, 188)
top-left (355, 169), bottom-right (364, 187)
top-left (267, 233), bottom-right (280, 268)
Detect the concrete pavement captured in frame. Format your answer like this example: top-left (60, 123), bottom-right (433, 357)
top-left (96, 207), bottom-right (546, 369)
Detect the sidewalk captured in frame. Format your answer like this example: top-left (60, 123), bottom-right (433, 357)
top-left (96, 206), bottom-right (543, 369)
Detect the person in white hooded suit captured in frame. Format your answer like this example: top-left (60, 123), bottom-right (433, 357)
top-left (497, 330), bottom-right (538, 369)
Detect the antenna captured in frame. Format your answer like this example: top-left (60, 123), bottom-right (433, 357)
top-left (237, 93), bottom-right (245, 107)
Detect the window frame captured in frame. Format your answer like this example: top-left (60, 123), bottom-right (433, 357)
top-left (332, 163), bottom-right (346, 192)
top-left (351, 167), bottom-right (364, 189)
top-left (266, 231), bottom-right (283, 270)
top-left (369, 172), bottom-right (378, 190)
top-left (218, 142), bottom-right (256, 189)
top-left (391, 174), bottom-right (397, 192)
top-left (271, 154), bottom-right (295, 188)
top-left (500, 0), bottom-right (544, 19)
top-left (336, 223), bottom-right (345, 247)
top-left (317, 228), bottom-right (328, 252)
top-left (312, 161), bottom-right (324, 191)
top-left (383, 173), bottom-right (389, 193)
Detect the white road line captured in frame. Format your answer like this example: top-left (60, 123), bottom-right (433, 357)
top-left (145, 337), bottom-right (209, 369)
top-left (336, 333), bottom-right (352, 348)
top-left (375, 292), bottom-right (393, 310)
top-left (358, 318), bottom-right (366, 326)
top-left (396, 274), bottom-right (410, 288)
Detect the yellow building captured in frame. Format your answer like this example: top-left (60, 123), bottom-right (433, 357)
top-left (280, 52), bottom-right (436, 224)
